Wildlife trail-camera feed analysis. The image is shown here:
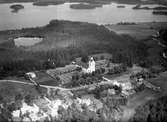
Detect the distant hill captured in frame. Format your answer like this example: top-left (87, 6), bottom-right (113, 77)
top-left (0, 0), bottom-right (35, 3)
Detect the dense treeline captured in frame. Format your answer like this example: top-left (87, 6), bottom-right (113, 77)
top-left (0, 47), bottom-right (81, 79)
top-left (155, 29), bottom-right (167, 68)
top-left (131, 95), bottom-right (167, 122)
top-left (112, 40), bottom-right (150, 67)
top-left (0, 39), bottom-right (151, 79)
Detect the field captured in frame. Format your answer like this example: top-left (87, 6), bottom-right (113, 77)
top-left (34, 71), bottom-right (61, 86)
top-left (105, 22), bottom-right (167, 40)
top-left (0, 81), bottom-right (47, 102)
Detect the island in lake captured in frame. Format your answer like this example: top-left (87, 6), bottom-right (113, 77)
top-left (132, 4), bottom-right (150, 10)
top-left (10, 4), bottom-right (24, 12)
top-left (133, 4), bottom-right (167, 10)
top-left (1, 0), bottom-right (167, 6)
top-left (117, 5), bottom-right (125, 8)
top-left (153, 11), bottom-right (167, 16)
top-left (33, 0), bottom-right (66, 6)
top-left (70, 3), bottom-right (102, 9)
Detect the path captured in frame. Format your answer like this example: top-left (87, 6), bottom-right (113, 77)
top-left (0, 79), bottom-right (68, 91)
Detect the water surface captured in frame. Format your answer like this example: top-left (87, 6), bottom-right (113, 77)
top-left (0, 2), bottom-right (167, 30)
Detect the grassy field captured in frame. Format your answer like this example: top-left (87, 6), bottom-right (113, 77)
top-left (105, 22), bottom-right (167, 40)
top-left (0, 81), bottom-right (47, 102)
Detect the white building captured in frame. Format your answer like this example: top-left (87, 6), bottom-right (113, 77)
top-left (82, 57), bottom-right (96, 73)
top-left (26, 72), bottom-right (36, 79)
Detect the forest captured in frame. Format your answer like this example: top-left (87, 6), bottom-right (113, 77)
top-left (0, 20), bottom-right (166, 79)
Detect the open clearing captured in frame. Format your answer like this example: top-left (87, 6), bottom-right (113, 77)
top-left (105, 22), bottom-right (167, 40)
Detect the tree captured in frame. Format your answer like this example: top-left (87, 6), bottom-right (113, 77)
top-left (0, 95), bottom-right (3, 104)
top-left (159, 29), bottom-right (167, 46)
top-left (81, 54), bottom-right (89, 63)
top-left (24, 94), bottom-right (34, 106)
top-left (15, 93), bottom-right (23, 101)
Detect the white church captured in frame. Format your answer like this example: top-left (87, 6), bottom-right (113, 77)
top-left (82, 57), bottom-right (96, 73)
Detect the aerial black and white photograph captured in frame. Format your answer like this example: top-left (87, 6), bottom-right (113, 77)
top-left (0, 0), bottom-right (167, 122)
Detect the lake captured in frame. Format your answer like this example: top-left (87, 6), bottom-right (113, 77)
top-left (0, 2), bottom-right (167, 31)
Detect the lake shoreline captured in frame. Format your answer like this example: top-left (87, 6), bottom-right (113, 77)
top-left (153, 11), bottom-right (167, 16)
top-left (0, 0), bottom-right (166, 6)
top-left (0, 20), bottom-right (167, 32)
top-left (0, 20), bottom-right (167, 43)
top-left (0, 1), bottom-right (167, 31)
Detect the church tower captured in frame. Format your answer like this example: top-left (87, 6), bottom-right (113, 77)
top-left (87, 57), bottom-right (95, 73)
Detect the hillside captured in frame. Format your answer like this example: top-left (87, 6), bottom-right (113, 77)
top-left (0, 20), bottom-right (135, 52)
top-left (0, 20), bottom-right (165, 79)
